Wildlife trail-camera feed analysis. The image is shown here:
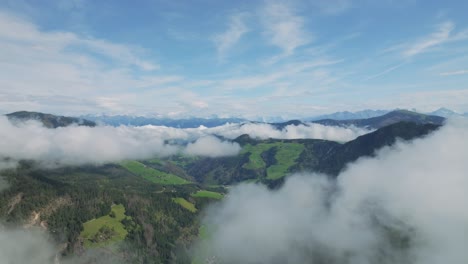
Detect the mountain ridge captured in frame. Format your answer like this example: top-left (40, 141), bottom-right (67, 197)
top-left (185, 121), bottom-right (441, 186)
top-left (6, 111), bottom-right (96, 128)
top-left (309, 109), bottom-right (390, 121)
top-left (312, 109), bottom-right (445, 129)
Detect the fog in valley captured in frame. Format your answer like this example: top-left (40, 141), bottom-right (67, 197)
top-left (194, 118), bottom-right (468, 264)
top-left (0, 116), bottom-right (370, 169)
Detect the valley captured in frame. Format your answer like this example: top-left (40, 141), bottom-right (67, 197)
top-left (2, 1), bottom-right (467, 262)
top-left (0, 110), bottom-right (445, 263)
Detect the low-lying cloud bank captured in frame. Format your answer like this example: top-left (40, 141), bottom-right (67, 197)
top-left (0, 117), bottom-right (369, 169)
top-left (106, 121), bottom-right (370, 143)
top-left (0, 228), bottom-right (56, 264)
top-left (0, 227), bottom-right (125, 264)
top-left (0, 117), bottom-right (241, 168)
top-left (195, 118), bottom-right (468, 264)
top-left (184, 136), bottom-right (241, 158)
top-left (207, 122), bottom-right (370, 141)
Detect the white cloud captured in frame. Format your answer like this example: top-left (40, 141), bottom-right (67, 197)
top-left (440, 70), bottom-right (468, 76)
top-left (0, 226), bottom-right (125, 263)
top-left (195, 118), bottom-right (468, 263)
top-left (218, 59), bottom-right (341, 90)
top-left (0, 228), bottom-right (56, 264)
top-left (0, 117), bottom-right (179, 167)
top-left (261, 2), bottom-right (311, 56)
top-left (403, 21), bottom-right (455, 57)
top-left (184, 136), bottom-right (241, 157)
top-left (0, 11), bottom-right (158, 71)
top-left (213, 13), bottom-right (249, 60)
top-left (0, 116), bottom-right (372, 168)
top-left (209, 122), bottom-right (370, 142)
top-left (0, 11), bottom-right (188, 115)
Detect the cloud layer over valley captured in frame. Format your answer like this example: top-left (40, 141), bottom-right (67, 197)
top-left (208, 122), bottom-right (370, 141)
top-left (195, 118), bottom-right (468, 264)
top-left (0, 117), bottom-right (370, 168)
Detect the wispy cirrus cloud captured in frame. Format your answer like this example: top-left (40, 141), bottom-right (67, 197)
top-left (439, 70), bottom-right (468, 76)
top-left (218, 59), bottom-right (342, 90)
top-left (364, 62), bottom-right (407, 81)
top-left (213, 13), bottom-right (249, 61)
top-left (0, 11), bottom-right (188, 115)
top-left (401, 21), bottom-right (468, 58)
top-left (0, 12), bottom-right (158, 71)
top-left (261, 2), bottom-right (311, 57)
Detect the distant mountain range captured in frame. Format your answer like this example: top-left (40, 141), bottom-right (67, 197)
top-left (5, 109), bottom-right (450, 131)
top-left (77, 107), bottom-right (464, 129)
top-left (309, 109), bottom-right (390, 121)
top-left (4, 106), bottom-right (454, 130)
top-left (80, 114), bottom-right (246, 128)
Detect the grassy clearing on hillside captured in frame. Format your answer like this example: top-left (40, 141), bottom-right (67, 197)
top-left (266, 143), bottom-right (304, 179)
top-left (80, 204), bottom-right (130, 248)
top-left (172, 198), bottom-right (197, 212)
top-left (192, 190), bottom-right (224, 200)
top-left (241, 142), bottom-right (304, 179)
top-left (241, 143), bottom-right (276, 170)
top-left (121, 160), bottom-right (190, 185)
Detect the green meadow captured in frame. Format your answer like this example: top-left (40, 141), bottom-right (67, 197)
top-left (241, 142), bottom-right (304, 179)
top-left (192, 190), bottom-right (224, 200)
top-left (266, 143), bottom-right (304, 179)
top-left (121, 160), bottom-right (190, 185)
top-left (172, 197), bottom-right (197, 212)
top-left (80, 204), bottom-right (130, 248)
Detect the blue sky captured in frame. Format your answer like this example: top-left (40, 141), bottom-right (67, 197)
top-left (1, 0), bottom-right (468, 119)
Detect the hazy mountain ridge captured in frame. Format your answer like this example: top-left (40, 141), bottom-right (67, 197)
top-left (309, 109), bottom-right (390, 121)
top-left (80, 114), bottom-right (246, 128)
top-left (428, 107), bottom-right (463, 118)
top-left (7, 111), bottom-right (96, 128)
top-left (308, 107), bottom-right (467, 121)
top-left (313, 109), bottom-right (445, 129)
top-left (5, 107), bottom-right (451, 131)
top-left (78, 108), bottom-right (457, 128)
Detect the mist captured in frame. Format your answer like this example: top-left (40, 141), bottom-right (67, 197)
top-left (195, 118), bottom-right (468, 264)
top-left (207, 122), bottom-right (371, 141)
top-left (0, 226), bottom-right (126, 264)
top-left (184, 136), bottom-right (241, 157)
top-left (0, 227), bottom-right (56, 264)
top-left (0, 117), bottom-right (240, 168)
top-left (0, 116), bottom-right (370, 169)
